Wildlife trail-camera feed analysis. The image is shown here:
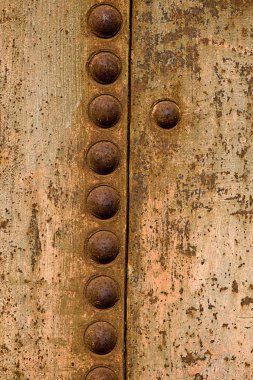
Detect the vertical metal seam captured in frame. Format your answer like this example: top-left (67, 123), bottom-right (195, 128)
top-left (84, 3), bottom-right (129, 379)
top-left (124, 0), bottom-right (133, 379)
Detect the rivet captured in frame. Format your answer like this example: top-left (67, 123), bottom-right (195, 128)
top-left (87, 230), bottom-right (119, 264)
top-left (84, 321), bottom-right (117, 355)
top-left (87, 141), bottom-right (120, 175)
top-left (89, 52), bottom-right (121, 84)
top-left (86, 276), bottom-right (119, 309)
top-left (152, 100), bottom-right (180, 129)
top-left (86, 367), bottom-right (117, 380)
top-left (89, 95), bottom-right (121, 128)
top-left (87, 186), bottom-right (120, 219)
top-left (88, 5), bottom-right (122, 39)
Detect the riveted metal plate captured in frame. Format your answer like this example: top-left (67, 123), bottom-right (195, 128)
top-left (0, 0), bottom-right (130, 379)
top-left (82, 1), bottom-right (130, 379)
top-left (127, 1), bottom-right (253, 380)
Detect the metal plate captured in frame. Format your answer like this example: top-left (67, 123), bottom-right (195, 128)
top-left (0, 1), bottom-right (130, 379)
top-left (127, 1), bottom-right (253, 379)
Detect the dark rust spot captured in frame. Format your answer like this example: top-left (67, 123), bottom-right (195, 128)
top-left (87, 186), bottom-right (120, 219)
top-left (89, 51), bottom-right (121, 84)
top-left (89, 95), bottom-right (122, 128)
top-left (232, 280), bottom-right (239, 293)
top-left (84, 321), bottom-right (117, 355)
top-left (241, 296), bottom-right (253, 306)
top-left (0, 218), bottom-right (9, 231)
top-left (87, 141), bottom-right (120, 175)
top-left (86, 367), bottom-right (117, 380)
top-left (86, 276), bottom-right (119, 309)
top-left (88, 5), bottom-right (122, 39)
top-left (87, 230), bottom-right (120, 264)
top-left (152, 100), bottom-right (180, 129)
top-left (28, 204), bottom-right (42, 271)
top-left (181, 350), bottom-right (207, 365)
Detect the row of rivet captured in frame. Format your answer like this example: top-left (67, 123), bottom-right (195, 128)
top-left (84, 4), bottom-right (124, 380)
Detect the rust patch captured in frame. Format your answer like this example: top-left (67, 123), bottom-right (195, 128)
top-left (0, 218), bottom-right (9, 230)
top-left (28, 204), bottom-right (42, 271)
top-left (241, 297), bottom-right (253, 307)
top-left (128, 0), bottom-right (253, 378)
top-left (181, 350), bottom-right (211, 365)
top-left (232, 280), bottom-right (239, 293)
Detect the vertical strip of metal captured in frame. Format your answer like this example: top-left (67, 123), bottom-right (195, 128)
top-left (82, 2), bottom-right (130, 379)
top-left (124, 0), bottom-right (133, 379)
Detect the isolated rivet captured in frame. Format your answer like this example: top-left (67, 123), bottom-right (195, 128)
top-left (84, 321), bottom-right (117, 355)
top-left (152, 100), bottom-right (180, 129)
top-left (86, 276), bottom-right (119, 309)
top-left (87, 141), bottom-right (120, 175)
top-left (86, 367), bottom-right (117, 380)
top-left (87, 230), bottom-right (119, 264)
top-left (88, 5), bottom-right (122, 39)
top-left (89, 52), bottom-right (121, 84)
top-left (89, 95), bottom-right (122, 128)
top-left (87, 186), bottom-right (120, 219)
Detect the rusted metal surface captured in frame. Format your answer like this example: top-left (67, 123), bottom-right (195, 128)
top-left (87, 5), bottom-right (123, 39)
top-left (0, 0), bottom-right (129, 379)
top-left (152, 100), bottom-right (181, 129)
top-left (87, 230), bottom-right (120, 264)
top-left (87, 141), bottom-right (120, 175)
top-left (88, 51), bottom-right (122, 85)
top-left (82, 1), bottom-right (130, 379)
top-left (88, 94), bottom-right (122, 128)
top-left (127, 1), bottom-right (253, 379)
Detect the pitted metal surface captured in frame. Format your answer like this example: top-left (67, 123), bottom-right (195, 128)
top-left (127, 1), bottom-right (253, 379)
top-left (0, 0), bottom-right (130, 379)
top-left (1, 1), bottom-right (252, 379)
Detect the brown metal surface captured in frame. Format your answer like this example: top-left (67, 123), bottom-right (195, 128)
top-left (86, 186), bottom-right (120, 219)
top-left (127, 1), bottom-right (253, 379)
top-left (2, 0), bottom-right (252, 379)
top-left (87, 141), bottom-right (120, 175)
top-left (88, 51), bottom-right (122, 85)
top-left (83, 1), bottom-right (130, 379)
top-left (84, 321), bottom-right (117, 355)
top-left (85, 276), bottom-right (120, 309)
top-left (152, 100), bottom-right (181, 129)
top-left (0, 0), bottom-right (130, 379)
top-left (88, 94), bottom-right (122, 128)
top-left (88, 5), bottom-right (123, 39)
top-left (87, 230), bottom-right (120, 264)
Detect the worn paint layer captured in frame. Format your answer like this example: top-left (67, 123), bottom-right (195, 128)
top-left (1, 1), bottom-right (85, 379)
top-left (0, 0), bottom-right (130, 379)
top-left (127, 1), bottom-right (253, 379)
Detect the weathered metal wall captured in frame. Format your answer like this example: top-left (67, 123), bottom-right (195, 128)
top-left (1, 1), bottom-right (253, 379)
top-left (127, 1), bottom-right (253, 379)
top-left (0, 1), bottom-right (86, 378)
top-left (0, 1), bottom-right (129, 379)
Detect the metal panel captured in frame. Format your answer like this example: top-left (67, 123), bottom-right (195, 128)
top-left (127, 1), bottom-right (253, 379)
top-left (0, 1), bottom-right (130, 379)
top-left (83, 1), bottom-right (130, 379)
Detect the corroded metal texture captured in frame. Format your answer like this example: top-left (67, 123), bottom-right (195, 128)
top-left (83, 1), bottom-right (130, 380)
top-left (127, 1), bottom-right (253, 380)
top-left (0, 1), bottom-right (129, 379)
top-left (88, 51), bottom-right (122, 85)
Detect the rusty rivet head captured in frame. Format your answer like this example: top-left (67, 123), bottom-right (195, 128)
top-left (152, 100), bottom-right (181, 129)
top-left (88, 5), bottom-right (122, 39)
top-left (86, 367), bottom-right (117, 380)
top-left (89, 95), bottom-right (122, 128)
top-left (84, 321), bottom-right (117, 355)
top-left (87, 141), bottom-right (120, 175)
top-left (87, 186), bottom-right (120, 219)
top-left (87, 230), bottom-right (119, 264)
top-left (89, 52), bottom-right (121, 84)
top-left (86, 276), bottom-right (119, 309)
